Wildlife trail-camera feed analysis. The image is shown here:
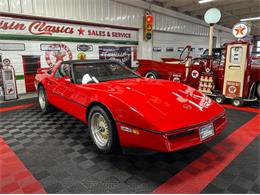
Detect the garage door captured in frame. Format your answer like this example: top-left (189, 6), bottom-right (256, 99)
top-left (152, 31), bottom-right (213, 60)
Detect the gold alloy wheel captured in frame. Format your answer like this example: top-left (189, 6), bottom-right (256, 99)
top-left (39, 88), bottom-right (46, 111)
top-left (90, 112), bottom-right (110, 148)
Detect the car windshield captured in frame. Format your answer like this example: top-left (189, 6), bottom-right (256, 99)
top-left (73, 62), bottom-right (140, 84)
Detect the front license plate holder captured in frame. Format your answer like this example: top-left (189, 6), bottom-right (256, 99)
top-left (199, 123), bottom-right (215, 141)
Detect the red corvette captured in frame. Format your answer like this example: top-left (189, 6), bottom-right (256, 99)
top-left (35, 60), bottom-right (227, 153)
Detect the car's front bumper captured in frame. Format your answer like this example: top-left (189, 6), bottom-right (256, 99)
top-left (116, 112), bottom-right (227, 152)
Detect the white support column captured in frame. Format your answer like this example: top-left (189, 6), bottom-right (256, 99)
top-left (208, 24), bottom-right (214, 56)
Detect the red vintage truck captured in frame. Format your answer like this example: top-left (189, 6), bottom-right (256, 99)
top-left (136, 40), bottom-right (260, 107)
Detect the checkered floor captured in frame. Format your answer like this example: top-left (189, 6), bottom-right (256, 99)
top-left (203, 136), bottom-right (260, 194)
top-left (0, 103), bottom-right (258, 193)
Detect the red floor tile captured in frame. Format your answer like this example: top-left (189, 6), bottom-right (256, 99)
top-left (0, 138), bottom-right (46, 194)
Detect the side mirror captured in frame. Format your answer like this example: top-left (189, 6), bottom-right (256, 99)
top-left (60, 76), bottom-right (71, 84)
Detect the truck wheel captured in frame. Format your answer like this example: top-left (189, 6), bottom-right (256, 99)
top-left (214, 94), bottom-right (225, 104)
top-left (38, 85), bottom-right (54, 113)
top-left (88, 106), bottom-right (119, 153)
top-left (145, 71), bottom-right (158, 79)
top-left (231, 97), bottom-right (244, 107)
top-left (256, 82), bottom-right (260, 99)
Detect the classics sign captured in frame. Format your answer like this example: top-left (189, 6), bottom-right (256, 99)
top-left (0, 17), bottom-right (138, 42)
top-left (232, 23), bottom-right (249, 39)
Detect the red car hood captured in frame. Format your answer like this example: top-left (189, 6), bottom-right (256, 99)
top-left (83, 78), bottom-right (224, 132)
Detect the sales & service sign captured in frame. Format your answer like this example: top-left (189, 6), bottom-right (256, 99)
top-left (0, 17), bottom-right (138, 42)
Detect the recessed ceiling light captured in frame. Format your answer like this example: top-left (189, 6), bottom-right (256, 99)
top-left (198, 0), bottom-right (215, 4)
top-left (240, 16), bottom-right (260, 21)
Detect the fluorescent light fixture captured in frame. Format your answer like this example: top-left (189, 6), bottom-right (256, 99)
top-left (240, 16), bottom-right (260, 21)
top-left (198, 0), bottom-right (214, 4)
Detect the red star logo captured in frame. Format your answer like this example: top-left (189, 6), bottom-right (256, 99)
top-left (78, 27), bottom-right (85, 35)
top-left (235, 25), bottom-right (246, 35)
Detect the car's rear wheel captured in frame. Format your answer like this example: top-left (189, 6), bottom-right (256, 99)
top-left (145, 71), bottom-right (158, 79)
top-left (256, 82), bottom-right (260, 99)
top-left (38, 85), bottom-right (54, 113)
top-left (231, 97), bottom-right (244, 107)
top-left (88, 106), bottom-right (119, 153)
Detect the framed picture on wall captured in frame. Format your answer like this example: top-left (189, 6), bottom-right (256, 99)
top-left (99, 46), bottom-right (132, 67)
top-left (77, 44), bottom-right (93, 52)
top-left (40, 44), bottom-right (61, 51)
top-left (0, 43), bottom-right (25, 51)
top-left (153, 47), bottom-right (162, 52)
top-left (166, 47), bottom-right (174, 52)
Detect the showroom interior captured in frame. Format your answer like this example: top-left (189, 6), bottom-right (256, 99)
top-left (0, 0), bottom-right (259, 194)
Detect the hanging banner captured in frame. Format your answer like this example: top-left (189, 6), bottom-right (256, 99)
top-left (0, 17), bottom-right (138, 42)
top-left (99, 46), bottom-right (132, 67)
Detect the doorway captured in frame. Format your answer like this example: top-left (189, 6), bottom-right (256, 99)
top-left (22, 56), bottom-right (41, 93)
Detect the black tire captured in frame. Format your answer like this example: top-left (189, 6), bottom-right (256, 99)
top-left (231, 97), bottom-right (244, 107)
top-left (144, 71), bottom-right (159, 79)
top-left (88, 105), bottom-right (119, 153)
top-left (256, 82), bottom-right (260, 100)
top-left (214, 94), bottom-right (226, 104)
top-left (38, 85), bottom-right (54, 114)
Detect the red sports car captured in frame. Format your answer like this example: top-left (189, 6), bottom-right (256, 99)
top-left (35, 60), bottom-right (227, 153)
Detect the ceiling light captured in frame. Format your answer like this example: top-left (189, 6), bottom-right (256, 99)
top-left (240, 16), bottom-right (260, 21)
top-left (198, 0), bottom-right (215, 4)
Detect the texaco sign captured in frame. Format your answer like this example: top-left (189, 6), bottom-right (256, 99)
top-left (232, 23), bottom-right (250, 39)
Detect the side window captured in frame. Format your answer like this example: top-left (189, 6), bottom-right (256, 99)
top-left (54, 68), bottom-right (62, 78)
top-left (54, 63), bottom-right (71, 78)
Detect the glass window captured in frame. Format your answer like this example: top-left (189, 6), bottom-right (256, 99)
top-left (73, 62), bottom-right (139, 84)
top-left (153, 47), bottom-right (162, 52)
top-left (54, 63), bottom-right (71, 78)
top-left (257, 41), bottom-right (260, 47)
top-left (166, 47), bottom-right (174, 52)
top-left (4, 70), bottom-right (13, 80)
top-left (54, 69), bottom-right (62, 78)
top-left (230, 47), bottom-right (243, 65)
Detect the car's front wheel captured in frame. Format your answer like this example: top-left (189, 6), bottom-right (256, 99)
top-left (214, 94), bottom-right (225, 104)
top-left (38, 85), bottom-right (54, 113)
top-left (88, 106), bottom-right (119, 153)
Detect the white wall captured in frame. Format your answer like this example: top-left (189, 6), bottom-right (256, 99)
top-left (0, 0), bottom-right (233, 58)
top-left (0, 0), bottom-right (143, 28)
top-left (0, 40), bottom-right (136, 94)
top-left (152, 31), bottom-right (209, 60)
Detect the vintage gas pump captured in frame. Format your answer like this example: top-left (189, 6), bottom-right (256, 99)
top-left (217, 22), bottom-right (257, 107)
top-left (1, 58), bottom-right (18, 101)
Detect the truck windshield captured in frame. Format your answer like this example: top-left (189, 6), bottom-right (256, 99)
top-left (73, 62), bottom-right (140, 84)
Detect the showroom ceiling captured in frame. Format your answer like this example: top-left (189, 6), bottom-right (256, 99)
top-left (144, 0), bottom-right (260, 35)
